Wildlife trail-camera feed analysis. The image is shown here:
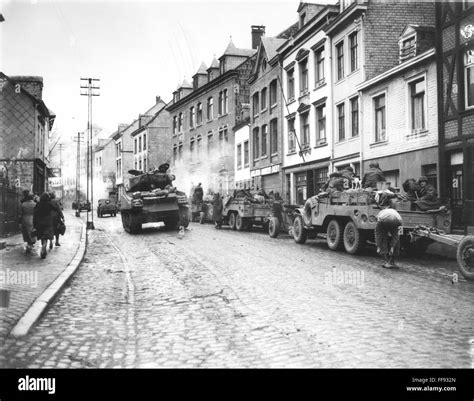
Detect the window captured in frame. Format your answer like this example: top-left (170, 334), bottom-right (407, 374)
top-left (237, 144), bottom-right (242, 169)
top-left (270, 80), bottom-right (277, 106)
top-left (197, 135), bottom-right (202, 158)
top-left (134, 138), bottom-right (137, 154)
top-left (190, 138), bottom-right (195, 161)
top-left (173, 145), bottom-right (177, 164)
top-left (218, 127), bottom-right (228, 156)
top-left (261, 88), bottom-right (267, 110)
top-left (349, 31), bottom-right (358, 72)
top-left (384, 169), bottom-right (400, 189)
top-left (207, 131), bottom-right (213, 154)
top-left (178, 112), bottom-right (183, 132)
top-left (253, 127), bottom-right (260, 159)
top-left (253, 92), bottom-right (259, 116)
top-left (178, 142), bottom-right (183, 161)
top-left (300, 12), bottom-right (306, 28)
top-left (261, 124), bottom-right (268, 156)
top-left (288, 118), bottom-right (296, 153)
top-left (315, 47), bottom-right (325, 85)
top-left (300, 112), bottom-right (310, 147)
top-left (197, 102), bottom-right (203, 125)
top-left (207, 97), bottom-right (214, 120)
top-left (299, 58), bottom-right (309, 93)
top-left (350, 96), bottom-right (359, 137)
top-left (270, 119), bottom-right (278, 154)
top-left (143, 156), bottom-right (147, 172)
top-left (315, 167), bottom-right (328, 193)
top-left (173, 116), bottom-right (177, 135)
top-left (244, 140), bottom-right (249, 166)
top-left (465, 50), bottom-right (474, 108)
top-left (374, 94), bottom-right (386, 142)
top-left (139, 159), bottom-right (142, 171)
top-left (218, 91), bottom-right (223, 115)
top-left (337, 103), bottom-right (345, 141)
top-left (134, 160), bottom-right (137, 170)
top-left (138, 137), bottom-right (142, 152)
top-left (316, 103), bottom-right (326, 144)
top-left (287, 68), bottom-right (295, 100)
top-left (223, 89), bottom-right (228, 114)
top-left (143, 133), bottom-right (147, 150)
top-left (336, 41), bottom-right (344, 80)
top-left (190, 106), bottom-right (195, 128)
top-left (410, 78), bottom-right (425, 131)
top-left (296, 172), bottom-right (307, 205)
top-left (422, 164), bottom-right (437, 188)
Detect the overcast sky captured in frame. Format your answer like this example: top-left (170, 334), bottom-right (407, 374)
top-left (0, 0), bottom-right (341, 143)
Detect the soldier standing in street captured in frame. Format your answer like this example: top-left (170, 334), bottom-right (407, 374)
top-left (212, 193), bottom-right (223, 229)
top-left (375, 195), bottom-right (403, 269)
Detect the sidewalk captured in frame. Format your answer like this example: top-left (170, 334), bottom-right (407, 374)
top-left (0, 210), bottom-right (86, 340)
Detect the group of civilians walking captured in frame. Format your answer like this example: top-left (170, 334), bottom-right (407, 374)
top-left (18, 190), bottom-right (65, 259)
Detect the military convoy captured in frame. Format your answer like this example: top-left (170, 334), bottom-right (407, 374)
top-left (119, 164), bottom-right (190, 234)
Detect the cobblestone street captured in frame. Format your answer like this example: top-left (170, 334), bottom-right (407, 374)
top-left (2, 215), bottom-right (474, 368)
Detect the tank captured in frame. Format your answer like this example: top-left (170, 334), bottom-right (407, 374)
top-left (119, 164), bottom-right (190, 234)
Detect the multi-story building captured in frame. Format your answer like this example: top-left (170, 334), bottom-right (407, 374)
top-left (0, 73), bottom-right (55, 194)
top-left (113, 97), bottom-right (173, 198)
top-left (436, 1), bottom-right (474, 233)
top-left (234, 119), bottom-right (251, 189)
top-left (113, 121), bottom-right (138, 198)
top-left (357, 25), bottom-right (437, 191)
top-left (248, 29), bottom-right (286, 194)
top-left (280, 3), bottom-right (339, 204)
top-left (325, 0), bottom-right (435, 176)
top-left (94, 138), bottom-right (116, 201)
top-left (130, 96), bottom-right (171, 173)
top-left (167, 32), bottom-right (257, 195)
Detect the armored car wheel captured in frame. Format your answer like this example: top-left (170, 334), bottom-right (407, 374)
top-left (228, 212), bottom-right (237, 230)
top-left (235, 214), bottom-right (246, 231)
top-left (293, 215), bottom-right (307, 244)
top-left (326, 219), bottom-right (343, 251)
top-left (268, 217), bottom-right (280, 238)
top-left (457, 236), bottom-right (474, 281)
top-left (121, 212), bottom-right (131, 233)
top-left (343, 221), bottom-right (363, 254)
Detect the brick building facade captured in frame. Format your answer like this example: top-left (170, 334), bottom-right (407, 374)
top-left (249, 31), bottom-right (286, 194)
top-left (0, 73), bottom-right (55, 195)
top-left (167, 37), bottom-right (256, 195)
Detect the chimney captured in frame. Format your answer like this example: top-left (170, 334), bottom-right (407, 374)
top-left (11, 76), bottom-right (43, 101)
top-left (156, 96), bottom-right (161, 104)
top-left (118, 123), bottom-right (128, 133)
top-left (251, 25), bottom-right (265, 49)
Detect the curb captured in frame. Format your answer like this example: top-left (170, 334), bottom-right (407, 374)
top-left (9, 219), bottom-right (88, 337)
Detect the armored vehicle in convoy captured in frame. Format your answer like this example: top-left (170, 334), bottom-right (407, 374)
top-left (119, 164), bottom-right (190, 234)
top-left (97, 198), bottom-right (118, 217)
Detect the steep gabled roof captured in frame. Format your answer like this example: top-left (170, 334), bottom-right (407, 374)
top-left (195, 62), bottom-right (208, 75)
top-left (208, 56), bottom-right (220, 70)
top-left (261, 37), bottom-right (286, 61)
top-left (221, 39), bottom-right (256, 58)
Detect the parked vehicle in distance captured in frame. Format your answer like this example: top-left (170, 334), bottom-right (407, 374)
top-left (97, 198), bottom-right (118, 217)
top-left (72, 200), bottom-right (91, 212)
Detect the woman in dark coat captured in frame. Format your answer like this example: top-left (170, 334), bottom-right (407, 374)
top-left (49, 192), bottom-right (64, 248)
top-left (19, 194), bottom-right (36, 253)
top-left (33, 192), bottom-right (60, 259)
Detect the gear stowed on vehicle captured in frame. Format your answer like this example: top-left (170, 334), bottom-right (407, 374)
top-left (119, 163), bottom-right (190, 234)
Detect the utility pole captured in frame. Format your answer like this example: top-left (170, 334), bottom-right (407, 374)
top-left (80, 77), bottom-right (100, 230)
top-left (73, 132), bottom-right (84, 217)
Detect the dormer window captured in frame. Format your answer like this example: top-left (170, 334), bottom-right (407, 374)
top-left (220, 59), bottom-right (226, 74)
top-left (400, 36), bottom-right (416, 61)
top-left (399, 25), bottom-right (435, 63)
